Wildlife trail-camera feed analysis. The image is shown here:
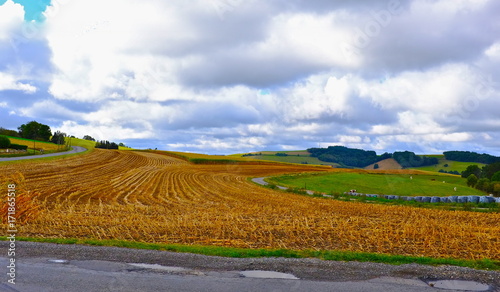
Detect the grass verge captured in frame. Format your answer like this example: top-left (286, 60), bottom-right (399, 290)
top-left (1, 237), bottom-right (498, 271)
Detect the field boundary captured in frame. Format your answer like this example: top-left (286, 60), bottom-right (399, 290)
top-left (254, 176), bottom-right (500, 203)
top-left (145, 150), bottom-right (332, 168)
top-left (2, 135), bottom-right (57, 145)
top-left (1, 237), bottom-right (498, 271)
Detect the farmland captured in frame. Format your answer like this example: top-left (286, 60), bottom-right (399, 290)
top-left (412, 156), bottom-right (487, 173)
top-left (232, 151), bottom-right (340, 166)
top-left (1, 149), bottom-right (499, 261)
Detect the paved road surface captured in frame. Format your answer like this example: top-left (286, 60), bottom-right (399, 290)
top-left (0, 146), bottom-right (87, 162)
top-left (0, 242), bottom-right (497, 292)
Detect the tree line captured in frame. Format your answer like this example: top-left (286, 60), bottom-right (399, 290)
top-left (95, 140), bottom-right (119, 149)
top-left (0, 121), bottom-right (69, 151)
top-left (307, 146), bottom-right (438, 168)
top-left (1, 121), bottom-right (67, 145)
top-left (2, 122), bottom-right (127, 151)
top-left (308, 146), bottom-right (392, 167)
top-left (463, 162), bottom-right (500, 195)
top-left (444, 151), bottom-right (500, 164)
top-left (392, 151), bottom-right (438, 168)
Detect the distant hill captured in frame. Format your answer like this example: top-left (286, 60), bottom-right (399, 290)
top-left (307, 146), bottom-right (391, 168)
top-left (365, 158), bottom-right (403, 170)
top-left (233, 150), bottom-right (340, 166)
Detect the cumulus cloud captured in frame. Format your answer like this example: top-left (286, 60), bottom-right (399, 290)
top-left (0, 0), bottom-right (23, 41)
top-left (0, 72), bottom-right (37, 93)
top-left (1, 0), bottom-right (499, 155)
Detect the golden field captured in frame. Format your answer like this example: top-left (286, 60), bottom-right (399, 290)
top-left (5, 137), bottom-right (62, 151)
top-left (1, 149), bottom-right (499, 260)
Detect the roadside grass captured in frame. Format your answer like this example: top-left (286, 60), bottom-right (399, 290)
top-left (2, 237), bottom-right (498, 271)
top-left (266, 172), bottom-right (486, 197)
top-left (0, 148), bottom-right (64, 158)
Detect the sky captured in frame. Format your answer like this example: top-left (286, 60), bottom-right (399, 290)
top-left (0, 0), bottom-right (499, 155)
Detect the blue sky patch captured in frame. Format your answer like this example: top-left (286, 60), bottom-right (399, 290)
top-left (0, 0), bottom-right (51, 22)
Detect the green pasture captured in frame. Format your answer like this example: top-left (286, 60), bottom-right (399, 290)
top-left (267, 172), bottom-right (487, 197)
top-left (412, 157), bottom-right (486, 173)
top-left (68, 137), bottom-right (96, 149)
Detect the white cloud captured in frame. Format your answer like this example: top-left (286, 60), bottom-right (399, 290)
top-left (58, 120), bottom-right (153, 141)
top-left (485, 42), bottom-right (500, 60)
top-left (0, 72), bottom-right (37, 93)
top-left (18, 99), bottom-right (81, 119)
top-left (0, 0), bottom-right (24, 41)
top-left (265, 12), bottom-right (362, 68)
top-left (360, 64), bottom-right (474, 114)
top-left (2, 0), bottom-right (499, 155)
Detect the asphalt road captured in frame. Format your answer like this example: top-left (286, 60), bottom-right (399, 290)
top-left (0, 242), bottom-right (498, 292)
top-left (0, 146), bottom-right (87, 162)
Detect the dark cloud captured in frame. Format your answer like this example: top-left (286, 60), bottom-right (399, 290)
top-left (362, 4), bottom-right (499, 74)
top-left (179, 52), bottom-right (326, 88)
top-left (276, 0), bottom-right (412, 14)
top-left (167, 101), bottom-right (261, 129)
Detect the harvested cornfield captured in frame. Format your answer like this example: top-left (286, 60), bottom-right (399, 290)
top-left (1, 149), bottom-right (499, 260)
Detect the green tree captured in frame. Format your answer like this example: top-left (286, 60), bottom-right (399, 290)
top-left (0, 136), bottom-right (11, 148)
top-left (466, 174), bottom-right (478, 187)
top-left (374, 163), bottom-right (379, 169)
top-left (491, 171), bottom-right (500, 182)
top-left (51, 131), bottom-right (66, 145)
top-left (83, 135), bottom-right (95, 141)
top-left (482, 162), bottom-right (500, 180)
top-left (18, 121), bottom-right (52, 141)
top-left (0, 127), bottom-right (19, 137)
top-left (494, 183), bottom-right (500, 196)
top-left (461, 165), bottom-right (481, 178)
top-left (476, 178), bottom-right (491, 192)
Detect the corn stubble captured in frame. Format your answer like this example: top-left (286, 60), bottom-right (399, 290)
top-left (0, 149), bottom-right (499, 260)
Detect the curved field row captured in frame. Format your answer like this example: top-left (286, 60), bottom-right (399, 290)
top-left (0, 149), bottom-right (499, 260)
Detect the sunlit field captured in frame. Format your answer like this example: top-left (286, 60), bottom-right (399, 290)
top-left (1, 149), bottom-right (499, 261)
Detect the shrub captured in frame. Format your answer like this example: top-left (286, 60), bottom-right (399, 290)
top-left (0, 136), bottom-right (11, 148)
top-left (491, 171), bottom-right (500, 182)
top-left (10, 144), bottom-right (28, 150)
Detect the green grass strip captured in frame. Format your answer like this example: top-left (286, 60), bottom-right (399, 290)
top-left (3, 135), bottom-right (55, 145)
top-left (2, 237), bottom-right (498, 271)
